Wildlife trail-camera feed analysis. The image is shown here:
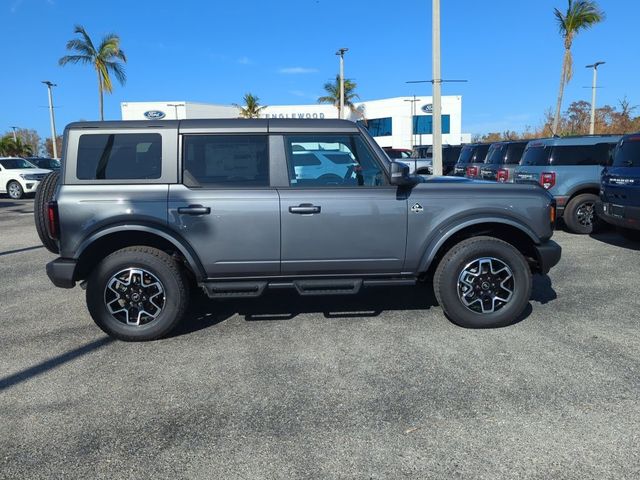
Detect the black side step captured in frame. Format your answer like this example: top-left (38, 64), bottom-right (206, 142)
top-left (202, 281), bottom-right (267, 299)
top-left (293, 279), bottom-right (363, 296)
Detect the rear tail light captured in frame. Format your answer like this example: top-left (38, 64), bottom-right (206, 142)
top-left (497, 169), bottom-right (509, 182)
top-left (47, 201), bottom-right (59, 239)
top-left (466, 166), bottom-right (478, 177)
top-left (540, 172), bottom-right (556, 190)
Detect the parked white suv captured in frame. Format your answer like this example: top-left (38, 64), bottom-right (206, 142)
top-left (0, 157), bottom-right (52, 199)
top-left (292, 150), bottom-right (358, 183)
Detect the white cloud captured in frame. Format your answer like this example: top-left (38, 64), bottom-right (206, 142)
top-left (279, 67), bottom-right (318, 74)
top-left (237, 56), bottom-right (251, 65)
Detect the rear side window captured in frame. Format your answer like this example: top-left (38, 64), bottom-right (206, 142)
top-left (550, 143), bottom-right (612, 166)
top-left (520, 146), bottom-right (550, 166)
top-left (77, 133), bottom-right (162, 180)
top-left (183, 135), bottom-right (269, 188)
top-left (485, 144), bottom-right (506, 165)
top-left (613, 136), bottom-right (640, 167)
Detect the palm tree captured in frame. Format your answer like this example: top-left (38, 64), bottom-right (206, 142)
top-left (59, 25), bottom-right (127, 121)
top-left (318, 75), bottom-right (360, 118)
top-left (551, 0), bottom-right (605, 135)
top-left (0, 136), bottom-right (33, 157)
top-left (234, 93), bottom-right (266, 118)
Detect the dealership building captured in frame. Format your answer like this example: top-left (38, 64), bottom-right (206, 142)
top-left (121, 96), bottom-right (471, 149)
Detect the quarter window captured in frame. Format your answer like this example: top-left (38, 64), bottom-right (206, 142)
top-left (550, 143), bottom-right (613, 166)
top-left (76, 133), bottom-right (162, 180)
top-left (285, 135), bottom-right (387, 187)
top-left (183, 135), bottom-right (269, 188)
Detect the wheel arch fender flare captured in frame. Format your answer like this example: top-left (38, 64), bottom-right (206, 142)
top-left (74, 222), bottom-right (206, 281)
top-left (417, 215), bottom-right (541, 273)
top-left (565, 183), bottom-right (601, 201)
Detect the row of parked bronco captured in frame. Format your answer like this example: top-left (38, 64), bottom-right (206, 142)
top-left (385, 133), bottom-right (640, 238)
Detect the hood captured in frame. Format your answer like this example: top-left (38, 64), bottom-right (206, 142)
top-left (11, 168), bottom-right (52, 176)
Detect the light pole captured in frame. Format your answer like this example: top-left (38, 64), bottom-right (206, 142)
top-left (586, 61), bottom-right (605, 135)
top-left (42, 81), bottom-right (58, 159)
top-left (404, 95), bottom-right (419, 149)
top-left (431, 0), bottom-right (443, 176)
top-left (10, 126), bottom-right (18, 142)
top-left (336, 48), bottom-right (349, 120)
top-left (167, 103), bottom-right (184, 119)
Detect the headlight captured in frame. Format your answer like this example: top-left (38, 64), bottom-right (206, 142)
top-left (20, 174), bottom-right (40, 181)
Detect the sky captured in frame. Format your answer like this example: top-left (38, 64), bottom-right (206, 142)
top-left (1, 0), bottom-right (638, 142)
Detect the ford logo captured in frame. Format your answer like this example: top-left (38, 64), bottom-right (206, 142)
top-left (144, 110), bottom-right (166, 120)
top-left (421, 104), bottom-right (433, 113)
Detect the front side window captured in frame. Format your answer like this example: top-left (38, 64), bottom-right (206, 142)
top-left (285, 135), bottom-right (387, 187)
top-left (183, 135), bottom-right (269, 188)
top-left (77, 133), bottom-right (161, 180)
top-left (0, 159), bottom-right (36, 169)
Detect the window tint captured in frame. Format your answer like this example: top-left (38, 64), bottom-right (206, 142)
top-left (286, 135), bottom-right (387, 187)
top-left (520, 146), bottom-right (550, 166)
top-left (485, 144), bottom-right (506, 165)
top-left (183, 135), bottom-right (269, 188)
top-left (505, 144), bottom-right (526, 164)
top-left (550, 143), bottom-right (612, 166)
top-left (613, 136), bottom-right (640, 167)
top-left (0, 158), bottom-right (36, 169)
top-left (77, 133), bottom-right (161, 180)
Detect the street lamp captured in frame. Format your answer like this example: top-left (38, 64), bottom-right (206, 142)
top-left (335, 48), bottom-right (349, 120)
top-left (167, 103), bottom-right (184, 119)
top-left (10, 126), bottom-right (18, 142)
top-left (404, 96), bottom-right (419, 149)
top-left (42, 81), bottom-right (58, 159)
top-left (586, 61), bottom-right (605, 135)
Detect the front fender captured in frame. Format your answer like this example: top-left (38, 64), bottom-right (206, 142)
top-left (416, 214), bottom-right (541, 273)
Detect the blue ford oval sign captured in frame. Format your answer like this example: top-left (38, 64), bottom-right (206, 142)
top-left (421, 104), bottom-right (433, 113)
top-left (144, 110), bottom-right (166, 120)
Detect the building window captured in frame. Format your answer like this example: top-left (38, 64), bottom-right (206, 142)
top-left (413, 115), bottom-right (451, 135)
top-left (360, 117), bottom-right (392, 137)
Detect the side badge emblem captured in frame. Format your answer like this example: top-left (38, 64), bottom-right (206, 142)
top-left (411, 203), bottom-right (424, 213)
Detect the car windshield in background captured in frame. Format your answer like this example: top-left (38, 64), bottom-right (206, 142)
top-left (520, 146), bottom-right (549, 166)
top-left (0, 158), bottom-right (36, 169)
top-left (613, 137), bottom-right (640, 167)
top-left (485, 145), bottom-right (506, 164)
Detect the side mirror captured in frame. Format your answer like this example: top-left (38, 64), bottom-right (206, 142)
top-left (389, 161), bottom-right (417, 186)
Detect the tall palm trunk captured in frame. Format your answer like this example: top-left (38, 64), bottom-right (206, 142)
top-left (97, 69), bottom-right (104, 121)
top-left (552, 48), bottom-right (571, 135)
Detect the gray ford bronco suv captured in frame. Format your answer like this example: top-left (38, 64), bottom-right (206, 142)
top-left (36, 119), bottom-right (561, 341)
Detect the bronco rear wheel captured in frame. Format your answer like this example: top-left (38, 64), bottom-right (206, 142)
top-left (434, 236), bottom-right (532, 328)
top-left (86, 246), bottom-right (189, 341)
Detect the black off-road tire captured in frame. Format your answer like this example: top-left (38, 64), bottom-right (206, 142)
top-left (564, 193), bottom-right (601, 234)
top-left (34, 171), bottom-right (60, 254)
top-left (434, 236), bottom-right (532, 328)
top-left (86, 247), bottom-right (189, 341)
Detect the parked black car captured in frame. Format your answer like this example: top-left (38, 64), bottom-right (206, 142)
top-left (453, 143), bottom-right (490, 177)
top-left (479, 141), bottom-right (528, 182)
top-left (26, 157), bottom-right (61, 170)
top-left (411, 145), bottom-right (463, 175)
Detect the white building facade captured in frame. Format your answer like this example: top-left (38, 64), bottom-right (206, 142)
top-left (121, 96), bottom-right (471, 149)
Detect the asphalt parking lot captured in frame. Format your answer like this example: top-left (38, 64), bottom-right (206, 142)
top-left (1, 197), bottom-right (639, 479)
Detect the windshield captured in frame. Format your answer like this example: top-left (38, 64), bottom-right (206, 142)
top-left (520, 146), bottom-right (550, 166)
top-left (485, 145), bottom-right (506, 165)
top-left (0, 158), bottom-right (37, 169)
top-left (613, 136), bottom-right (640, 167)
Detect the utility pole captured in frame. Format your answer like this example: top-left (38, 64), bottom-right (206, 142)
top-left (167, 103), bottom-right (183, 119)
top-left (10, 126), bottom-right (18, 142)
top-left (586, 61), bottom-right (605, 135)
top-left (432, 0), bottom-right (443, 175)
top-left (336, 48), bottom-right (349, 120)
top-left (42, 81), bottom-right (58, 159)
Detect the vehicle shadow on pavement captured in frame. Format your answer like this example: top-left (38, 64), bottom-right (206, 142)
top-left (589, 231), bottom-right (640, 251)
top-left (172, 275), bottom-right (558, 337)
top-left (171, 284), bottom-right (439, 337)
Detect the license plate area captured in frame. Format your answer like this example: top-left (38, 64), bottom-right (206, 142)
top-left (606, 203), bottom-right (625, 218)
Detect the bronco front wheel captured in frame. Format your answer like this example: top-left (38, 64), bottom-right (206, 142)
top-left (86, 246), bottom-right (189, 341)
top-left (434, 236), bottom-right (532, 328)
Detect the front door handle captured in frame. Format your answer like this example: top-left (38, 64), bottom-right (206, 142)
top-left (178, 204), bottom-right (211, 215)
top-left (289, 204), bottom-right (321, 214)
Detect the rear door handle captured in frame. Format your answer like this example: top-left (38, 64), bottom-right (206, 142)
top-left (178, 204), bottom-right (211, 215)
top-left (289, 204), bottom-right (321, 214)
